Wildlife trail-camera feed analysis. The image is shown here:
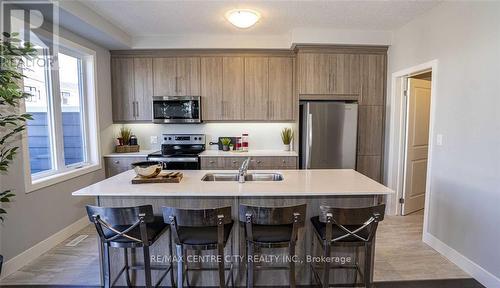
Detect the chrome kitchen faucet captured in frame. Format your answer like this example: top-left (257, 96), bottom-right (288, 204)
top-left (238, 157), bottom-right (251, 183)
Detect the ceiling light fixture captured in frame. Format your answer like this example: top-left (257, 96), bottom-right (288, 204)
top-left (225, 9), bottom-right (261, 29)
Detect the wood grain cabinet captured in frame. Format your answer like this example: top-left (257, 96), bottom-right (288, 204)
top-left (200, 157), bottom-right (224, 169)
top-left (297, 53), bottom-right (360, 96)
top-left (104, 156), bottom-right (146, 178)
top-left (357, 105), bottom-right (384, 156)
top-left (359, 54), bottom-right (386, 105)
top-left (201, 57), bottom-right (245, 121)
top-left (201, 55), bottom-right (293, 121)
top-left (153, 57), bottom-right (200, 96)
top-left (244, 57), bottom-right (269, 120)
top-left (268, 57), bottom-right (294, 120)
top-left (111, 57), bottom-right (153, 122)
top-left (200, 156), bottom-right (298, 170)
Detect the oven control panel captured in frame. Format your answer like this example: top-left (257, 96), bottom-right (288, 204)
top-left (161, 134), bottom-right (205, 145)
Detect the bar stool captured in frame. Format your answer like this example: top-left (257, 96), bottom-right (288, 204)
top-left (162, 206), bottom-right (234, 288)
top-left (310, 204), bottom-right (385, 288)
top-left (86, 205), bottom-right (174, 288)
top-left (240, 204), bottom-right (307, 288)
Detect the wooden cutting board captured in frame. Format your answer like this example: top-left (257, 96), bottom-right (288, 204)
top-left (131, 172), bottom-right (183, 184)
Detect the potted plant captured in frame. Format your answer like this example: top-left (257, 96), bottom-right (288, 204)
top-left (118, 127), bottom-right (132, 145)
top-left (220, 138), bottom-right (232, 151)
top-left (281, 128), bottom-right (294, 151)
top-left (0, 32), bottom-right (36, 274)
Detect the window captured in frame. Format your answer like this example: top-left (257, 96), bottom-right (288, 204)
top-left (22, 40), bottom-right (100, 191)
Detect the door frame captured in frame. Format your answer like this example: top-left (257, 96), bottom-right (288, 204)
top-left (386, 60), bottom-right (438, 235)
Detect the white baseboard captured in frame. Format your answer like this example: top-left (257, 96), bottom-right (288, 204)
top-left (423, 232), bottom-right (500, 287)
top-left (0, 216), bottom-right (89, 279)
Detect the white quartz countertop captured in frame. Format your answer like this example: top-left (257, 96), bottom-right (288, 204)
top-left (72, 169), bottom-right (393, 197)
top-left (199, 149), bottom-right (298, 157)
top-left (103, 150), bottom-right (156, 158)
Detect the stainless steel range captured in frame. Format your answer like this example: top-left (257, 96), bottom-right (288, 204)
top-left (147, 134), bottom-right (205, 170)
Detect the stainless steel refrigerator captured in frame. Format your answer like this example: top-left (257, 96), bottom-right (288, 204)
top-left (299, 101), bottom-right (358, 169)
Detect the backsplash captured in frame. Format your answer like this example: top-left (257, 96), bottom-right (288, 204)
top-left (111, 123), bottom-right (297, 151)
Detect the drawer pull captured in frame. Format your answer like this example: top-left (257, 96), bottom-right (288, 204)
top-left (209, 161), bottom-right (215, 164)
top-left (114, 160), bottom-right (120, 164)
top-left (232, 161), bottom-right (237, 164)
top-left (257, 160), bottom-right (262, 164)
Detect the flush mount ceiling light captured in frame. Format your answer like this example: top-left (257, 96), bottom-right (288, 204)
top-left (225, 9), bottom-right (261, 29)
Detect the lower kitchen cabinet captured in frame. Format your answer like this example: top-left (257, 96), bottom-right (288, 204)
top-left (104, 156), bottom-right (146, 178)
top-left (200, 156), bottom-right (298, 170)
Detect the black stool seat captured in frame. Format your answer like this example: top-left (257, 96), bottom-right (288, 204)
top-left (250, 224), bottom-right (293, 243)
top-left (103, 216), bottom-right (168, 246)
top-left (310, 216), bottom-right (369, 242)
top-left (177, 221), bottom-right (233, 245)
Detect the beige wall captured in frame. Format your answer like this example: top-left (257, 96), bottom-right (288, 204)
top-left (386, 1), bottom-right (500, 284)
top-left (0, 26), bottom-right (113, 261)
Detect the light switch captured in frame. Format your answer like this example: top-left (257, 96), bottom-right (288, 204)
top-left (150, 136), bottom-right (158, 144)
top-left (436, 134), bottom-right (443, 146)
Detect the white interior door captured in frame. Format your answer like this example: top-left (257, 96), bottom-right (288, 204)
top-left (402, 78), bottom-right (431, 215)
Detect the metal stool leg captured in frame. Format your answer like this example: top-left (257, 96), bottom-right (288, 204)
top-left (364, 243), bottom-right (373, 288)
top-left (217, 241), bottom-right (225, 288)
top-left (246, 241), bottom-right (254, 288)
top-left (176, 245), bottom-right (184, 288)
top-left (124, 248), bottom-right (132, 287)
top-left (289, 243), bottom-right (296, 288)
top-left (102, 242), bottom-right (111, 288)
top-left (169, 229), bottom-right (176, 288)
top-left (322, 241), bottom-right (330, 288)
top-left (143, 246), bottom-right (152, 288)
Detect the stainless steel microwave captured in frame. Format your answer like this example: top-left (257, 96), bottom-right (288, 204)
top-left (152, 96), bottom-right (201, 123)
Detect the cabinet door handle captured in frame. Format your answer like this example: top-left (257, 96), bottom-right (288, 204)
top-left (360, 84), bottom-right (364, 104)
top-left (175, 76), bottom-right (178, 93)
top-left (135, 101), bottom-right (139, 117)
top-left (269, 102), bottom-right (273, 120)
top-left (132, 101), bottom-right (136, 118)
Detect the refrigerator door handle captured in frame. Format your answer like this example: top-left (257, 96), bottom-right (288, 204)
top-left (307, 112), bottom-right (313, 169)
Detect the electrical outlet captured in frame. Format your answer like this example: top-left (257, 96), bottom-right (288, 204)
top-left (436, 134), bottom-right (443, 146)
top-left (150, 136), bottom-right (158, 144)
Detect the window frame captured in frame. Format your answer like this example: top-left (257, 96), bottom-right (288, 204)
top-left (21, 35), bottom-right (101, 193)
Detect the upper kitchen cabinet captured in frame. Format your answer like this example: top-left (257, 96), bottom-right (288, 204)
top-left (133, 58), bottom-right (153, 121)
top-left (360, 54), bottom-right (386, 105)
top-left (153, 57), bottom-right (200, 96)
top-left (111, 57), bottom-right (153, 122)
top-left (268, 57), bottom-right (294, 120)
top-left (333, 54), bottom-right (360, 95)
top-left (297, 53), bottom-right (332, 95)
top-left (297, 53), bottom-right (360, 96)
top-left (200, 57), bottom-right (223, 120)
top-left (244, 57), bottom-right (269, 120)
top-left (200, 56), bottom-right (244, 121)
top-left (222, 57), bottom-right (245, 120)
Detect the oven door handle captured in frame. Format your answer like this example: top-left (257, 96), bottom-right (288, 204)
top-left (148, 157), bottom-right (199, 163)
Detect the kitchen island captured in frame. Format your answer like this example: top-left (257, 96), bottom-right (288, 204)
top-left (73, 169), bottom-right (393, 287)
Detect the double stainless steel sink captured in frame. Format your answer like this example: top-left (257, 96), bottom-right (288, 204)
top-left (201, 173), bottom-right (284, 182)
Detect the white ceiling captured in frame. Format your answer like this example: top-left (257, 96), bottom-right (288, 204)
top-left (73, 0), bottom-right (442, 48)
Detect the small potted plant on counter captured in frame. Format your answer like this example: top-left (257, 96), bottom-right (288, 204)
top-left (281, 128), bottom-right (294, 151)
top-left (220, 138), bottom-right (232, 151)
